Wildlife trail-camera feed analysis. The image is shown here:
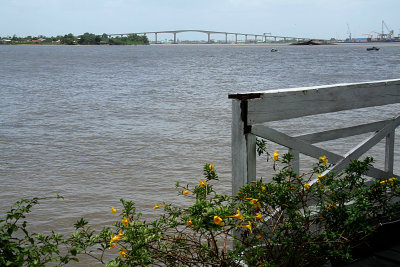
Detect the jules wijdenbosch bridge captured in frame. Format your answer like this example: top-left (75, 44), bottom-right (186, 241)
top-left (108, 30), bottom-right (310, 44)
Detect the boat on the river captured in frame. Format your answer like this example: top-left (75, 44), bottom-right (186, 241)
top-left (366, 47), bottom-right (380, 51)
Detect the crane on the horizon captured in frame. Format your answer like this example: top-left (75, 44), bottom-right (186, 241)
top-left (382, 20), bottom-right (394, 40)
top-left (346, 23), bottom-right (352, 41)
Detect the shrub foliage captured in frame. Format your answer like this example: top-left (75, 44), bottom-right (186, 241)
top-left (1, 143), bottom-right (400, 266)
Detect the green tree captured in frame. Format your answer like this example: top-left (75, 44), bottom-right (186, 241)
top-left (60, 33), bottom-right (75, 45)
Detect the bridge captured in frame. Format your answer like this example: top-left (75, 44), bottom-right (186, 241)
top-left (108, 30), bottom-right (310, 44)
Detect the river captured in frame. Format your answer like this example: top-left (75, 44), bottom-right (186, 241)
top-left (1, 43), bottom-right (400, 264)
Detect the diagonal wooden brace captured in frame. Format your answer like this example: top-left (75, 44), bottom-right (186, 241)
top-left (321, 115), bottom-right (400, 178)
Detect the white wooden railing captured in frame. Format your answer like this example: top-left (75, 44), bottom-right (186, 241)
top-left (229, 79), bottom-right (400, 195)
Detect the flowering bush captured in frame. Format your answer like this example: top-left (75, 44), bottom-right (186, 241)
top-left (2, 147), bottom-right (400, 266)
top-left (0, 195), bottom-right (113, 266)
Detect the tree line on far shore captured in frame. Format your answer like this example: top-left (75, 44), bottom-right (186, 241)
top-left (0, 32), bottom-right (149, 45)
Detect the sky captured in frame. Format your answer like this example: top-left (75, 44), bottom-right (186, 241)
top-left (1, 0), bottom-right (399, 40)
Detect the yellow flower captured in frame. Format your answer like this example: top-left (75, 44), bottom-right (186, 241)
top-left (153, 203), bottom-right (164, 211)
top-left (241, 221), bottom-right (252, 233)
top-left (112, 206), bottom-right (122, 216)
top-left (273, 150), bottom-right (283, 161)
top-left (304, 184), bottom-right (311, 189)
top-left (252, 212), bottom-right (264, 222)
top-left (227, 210), bottom-right (244, 221)
top-left (199, 179), bottom-right (208, 187)
top-left (209, 164), bottom-right (215, 170)
top-left (121, 217), bottom-right (130, 227)
top-left (319, 156), bottom-right (328, 165)
top-left (389, 177), bottom-right (397, 182)
top-left (183, 189), bottom-right (191, 196)
top-left (213, 216), bottom-right (224, 226)
top-left (257, 234), bottom-right (263, 239)
top-left (380, 180), bottom-right (387, 184)
top-left (327, 203), bottom-right (337, 208)
top-left (246, 198), bottom-right (261, 209)
top-left (261, 186), bottom-right (266, 192)
top-left (317, 174), bottom-right (324, 185)
top-left (187, 219), bottom-right (193, 227)
top-left (110, 231), bottom-right (124, 245)
top-left (246, 198), bottom-right (259, 205)
top-left (119, 249), bottom-right (128, 258)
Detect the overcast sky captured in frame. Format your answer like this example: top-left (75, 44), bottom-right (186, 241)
top-left (1, 0), bottom-right (399, 40)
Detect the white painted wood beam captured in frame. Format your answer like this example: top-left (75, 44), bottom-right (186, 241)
top-left (297, 120), bottom-right (395, 144)
top-left (240, 79), bottom-right (400, 124)
top-left (251, 125), bottom-right (342, 163)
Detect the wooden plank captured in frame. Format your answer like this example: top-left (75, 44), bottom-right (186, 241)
top-left (288, 148), bottom-right (300, 174)
top-left (229, 79), bottom-right (400, 100)
top-left (297, 120), bottom-right (392, 144)
top-left (321, 116), bottom-right (400, 177)
top-left (232, 99), bottom-right (247, 196)
top-left (385, 130), bottom-right (395, 177)
top-left (310, 167), bottom-right (399, 185)
top-left (251, 125), bottom-right (342, 163)
top-left (366, 167), bottom-right (399, 180)
top-left (245, 79), bottom-right (400, 124)
top-left (247, 134), bottom-right (257, 182)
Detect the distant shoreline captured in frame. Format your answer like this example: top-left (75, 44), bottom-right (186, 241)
top-left (2, 42), bottom-right (400, 47)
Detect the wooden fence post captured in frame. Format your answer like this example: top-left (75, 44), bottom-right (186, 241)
top-left (385, 130), bottom-right (395, 177)
top-left (232, 99), bottom-right (256, 196)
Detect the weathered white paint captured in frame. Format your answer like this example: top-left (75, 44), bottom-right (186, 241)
top-left (231, 79), bottom-right (400, 194)
top-left (231, 99), bottom-right (247, 196)
top-left (229, 79), bottom-right (400, 124)
top-left (320, 115), bottom-right (400, 178)
top-left (231, 100), bottom-right (257, 195)
top-left (296, 120), bottom-right (391, 144)
top-left (385, 130), bottom-right (395, 176)
top-left (252, 125), bottom-right (343, 163)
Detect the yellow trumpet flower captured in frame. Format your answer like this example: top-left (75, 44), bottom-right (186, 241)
top-left (209, 164), bottom-right (215, 170)
top-left (119, 248), bottom-right (128, 258)
top-left (246, 198), bottom-right (259, 205)
top-left (199, 179), bottom-right (208, 187)
top-left (319, 156), bottom-right (328, 165)
top-left (183, 189), bottom-right (191, 196)
top-left (110, 231), bottom-right (124, 246)
top-left (252, 212), bottom-right (264, 222)
top-left (112, 206), bottom-right (122, 216)
top-left (213, 216), bottom-right (224, 226)
top-left (241, 221), bottom-right (252, 233)
top-left (153, 203), bottom-right (164, 211)
top-left (187, 219), bottom-right (193, 227)
top-left (121, 217), bottom-right (130, 227)
top-left (304, 184), bottom-right (311, 189)
top-left (246, 198), bottom-right (261, 209)
top-left (273, 150), bottom-right (283, 161)
top-left (227, 210), bottom-right (244, 221)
